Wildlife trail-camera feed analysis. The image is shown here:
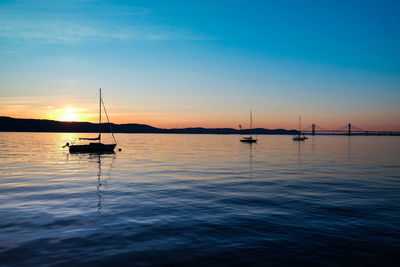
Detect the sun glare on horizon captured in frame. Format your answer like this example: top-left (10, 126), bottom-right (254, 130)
top-left (59, 108), bottom-right (80, 122)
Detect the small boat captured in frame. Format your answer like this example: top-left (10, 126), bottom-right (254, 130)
top-left (68, 142), bottom-right (116, 153)
top-left (241, 111), bottom-right (257, 143)
top-left (293, 134), bottom-right (308, 141)
top-left (241, 136), bottom-right (257, 143)
top-left (293, 115), bottom-right (308, 141)
top-left (64, 89), bottom-right (117, 153)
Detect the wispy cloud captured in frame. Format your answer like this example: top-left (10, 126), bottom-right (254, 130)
top-left (0, 1), bottom-right (213, 44)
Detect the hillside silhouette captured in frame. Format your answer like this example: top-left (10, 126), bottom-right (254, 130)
top-left (0, 116), bottom-right (297, 135)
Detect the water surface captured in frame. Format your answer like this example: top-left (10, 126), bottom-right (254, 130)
top-left (0, 133), bottom-right (399, 265)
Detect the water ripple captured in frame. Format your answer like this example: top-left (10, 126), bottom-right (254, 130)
top-left (0, 133), bottom-right (399, 265)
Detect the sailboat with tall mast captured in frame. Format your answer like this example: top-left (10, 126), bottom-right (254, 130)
top-left (240, 111), bottom-right (257, 143)
top-left (64, 89), bottom-right (117, 153)
top-left (293, 114), bottom-right (308, 141)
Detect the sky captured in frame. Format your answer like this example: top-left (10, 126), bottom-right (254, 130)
top-left (0, 0), bottom-right (399, 130)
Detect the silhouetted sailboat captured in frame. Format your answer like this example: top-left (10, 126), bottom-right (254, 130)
top-left (241, 111), bottom-right (257, 143)
top-left (64, 89), bottom-right (117, 153)
top-left (293, 115), bottom-right (308, 141)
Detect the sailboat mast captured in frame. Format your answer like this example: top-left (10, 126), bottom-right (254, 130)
top-left (298, 114), bottom-right (301, 136)
top-left (250, 110), bottom-right (253, 137)
top-left (99, 88), bottom-right (102, 143)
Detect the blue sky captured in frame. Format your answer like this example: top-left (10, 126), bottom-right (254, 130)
top-left (0, 0), bottom-right (399, 129)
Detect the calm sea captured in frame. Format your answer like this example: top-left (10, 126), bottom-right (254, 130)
top-left (0, 132), bottom-right (399, 266)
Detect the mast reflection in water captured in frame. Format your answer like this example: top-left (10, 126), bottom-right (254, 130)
top-left (66, 151), bottom-right (116, 214)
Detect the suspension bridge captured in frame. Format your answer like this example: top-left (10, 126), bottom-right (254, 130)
top-left (301, 123), bottom-right (400, 136)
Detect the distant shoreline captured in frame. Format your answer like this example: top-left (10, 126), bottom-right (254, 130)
top-left (0, 116), bottom-right (298, 135)
top-left (1, 116), bottom-right (399, 136)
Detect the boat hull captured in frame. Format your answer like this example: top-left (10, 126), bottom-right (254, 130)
top-left (240, 138), bottom-right (257, 143)
top-left (69, 142), bottom-right (116, 153)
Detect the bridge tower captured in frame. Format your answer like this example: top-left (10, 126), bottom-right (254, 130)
top-left (312, 124), bottom-right (316, 136)
top-left (348, 123), bottom-right (351, 136)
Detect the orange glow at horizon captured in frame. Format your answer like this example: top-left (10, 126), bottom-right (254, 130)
top-left (0, 99), bottom-right (399, 131)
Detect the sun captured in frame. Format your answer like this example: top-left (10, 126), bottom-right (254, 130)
top-left (59, 108), bottom-right (80, 122)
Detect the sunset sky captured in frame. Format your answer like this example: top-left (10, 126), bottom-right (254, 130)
top-left (0, 0), bottom-right (399, 130)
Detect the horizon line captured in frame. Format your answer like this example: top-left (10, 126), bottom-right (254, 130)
top-left (1, 115), bottom-right (400, 133)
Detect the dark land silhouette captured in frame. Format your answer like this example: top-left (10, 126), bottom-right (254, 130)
top-left (0, 116), bottom-right (297, 135)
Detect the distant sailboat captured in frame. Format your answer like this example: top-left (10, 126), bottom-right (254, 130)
top-left (293, 115), bottom-right (308, 141)
top-left (64, 89), bottom-right (117, 153)
top-left (241, 111), bottom-right (257, 143)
